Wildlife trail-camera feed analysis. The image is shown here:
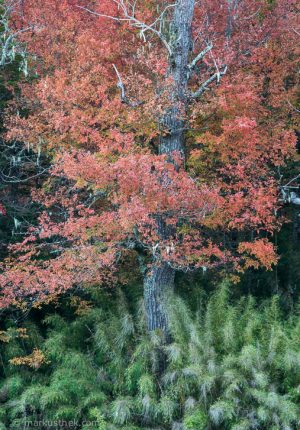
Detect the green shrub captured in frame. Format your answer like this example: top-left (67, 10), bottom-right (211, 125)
top-left (183, 408), bottom-right (208, 430)
top-left (0, 285), bottom-right (299, 429)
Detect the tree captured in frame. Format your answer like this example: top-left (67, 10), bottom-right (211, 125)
top-left (0, 0), bottom-right (49, 265)
top-left (0, 0), bottom-right (298, 336)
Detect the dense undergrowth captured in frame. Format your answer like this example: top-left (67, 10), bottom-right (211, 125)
top-left (0, 284), bottom-right (299, 430)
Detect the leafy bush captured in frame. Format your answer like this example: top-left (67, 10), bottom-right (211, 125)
top-left (0, 285), bottom-right (299, 429)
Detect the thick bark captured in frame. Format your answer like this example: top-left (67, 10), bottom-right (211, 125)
top-left (143, 262), bottom-right (175, 333)
top-left (143, 0), bottom-right (195, 335)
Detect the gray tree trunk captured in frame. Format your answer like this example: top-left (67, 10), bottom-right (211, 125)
top-left (144, 262), bottom-right (175, 333)
top-left (143, 0), bottom-right (195, 336)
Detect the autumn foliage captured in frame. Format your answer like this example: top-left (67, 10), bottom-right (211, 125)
top-left (0, 0), bottom-right (299, 307)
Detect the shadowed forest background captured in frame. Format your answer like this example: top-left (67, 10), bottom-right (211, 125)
top-left (0, 1), bottom-right (300, 429)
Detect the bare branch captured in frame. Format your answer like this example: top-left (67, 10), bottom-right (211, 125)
top-left (76, 3), bottom-right (173, 55)
top-left (191, 65), bottom-right (227, 98)
top-left (287, 100), bottom-right (300, 114)
top-left (283, 173), bottom-right (300, 188)
top-left (0, 168), bottom-right (49, 183)
top-left (112, 64), bottom-right (143, 107)
top-left (112, 64), bottom-right (126, 101)
top-left (147, 3), bottom-right (177, 31)
top-left (188, 43), bottom-right (213, 71)
top-left (0, 0), bottom-right (32, 68)
top-left (76, 5), bottom-right (129, 21)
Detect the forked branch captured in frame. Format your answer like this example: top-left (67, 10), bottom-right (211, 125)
top-left (77, 2), bottom-right (173, 55)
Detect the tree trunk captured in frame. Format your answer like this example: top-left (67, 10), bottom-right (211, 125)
top-left (143, 262), bottom-right (175, 334)
top-left (143, 0), bottom-right (195, 336)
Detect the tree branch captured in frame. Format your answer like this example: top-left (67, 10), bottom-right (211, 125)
top-left (0, 168), bottom-right (49, 183)
top-left (112, 64), bottom-right (126, 101)
top-left (112, 64), bottom-right (143, 107)
top-left (188, 43), bottom-right (213, 71)
top-left (76, 3), bottom-right (173, 56)
top-left (283, 173), bottom-right (300, 188)
top-left (191, 65), bottom-right (227, 98)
